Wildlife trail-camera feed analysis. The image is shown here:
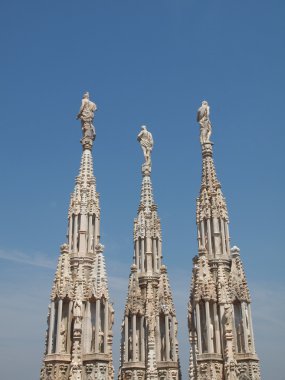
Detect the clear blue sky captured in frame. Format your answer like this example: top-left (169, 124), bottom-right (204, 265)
top-left (0, 1), bottom-right (284, 379)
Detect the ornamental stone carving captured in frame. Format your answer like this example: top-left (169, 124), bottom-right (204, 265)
top-left (197, 101), bottom-right (212, 144)
top-left (40, 95), bottom-right (114, 380)
top-left (77, 92), bottom-right (97, 141)
top-left (119, 128), bottom-right (180, 380)
top-left (137, 125), bottom-right (154, 170)
top-left (188, 103), bottom-right (260, 380)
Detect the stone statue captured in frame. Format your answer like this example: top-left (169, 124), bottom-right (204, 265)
top-left (77, 92), bottom-right (97, 140)
top-left (226, 360), bottom-right (239, 380)
top-left (60, 320), bottom-right (67, 352)
top-left (197, 101), bottom-right (212, 144)
top-left (137, 126), bottom-right (153, 168)
top-left (70, 367), bottom-right (82, 380)
top-left (224, 304), bottom-right (232, 330)
top-left (210, 322), bottom-right (214, 351)
top-left (98, 364), bottom-right (107, 380)
top-left (73, 299), bottom-right (82, 317)
top-left (108, 302), bottom-right (115, 329)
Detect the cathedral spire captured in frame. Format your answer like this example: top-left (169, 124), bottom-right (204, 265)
top-left (188, 102), bottom-right (260, 380)
top-left (119, 126), bottom-right (181, 380)
top-left (196, 101), bottom-right (229, 258)
top-left (40, 93), bottom-right (114, 380)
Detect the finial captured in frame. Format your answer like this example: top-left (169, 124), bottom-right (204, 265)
top-left (60, 243), bottom-right (69, 254)
top-left (197, 100), bottom-right (212, 145)
top-left (95, 243), bottom-right (104, 253)
top-left (137, 125), bottom-right (154, 175)
top-left (231, 245), bottom-right (240, 257)
top-left (76, 91), bottom-right (97, 149)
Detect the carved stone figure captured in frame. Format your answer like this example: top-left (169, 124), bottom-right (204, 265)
top-left (73, 299), bottom-right (82, 317)
top-left (58, 364), bottom-right (68, 380)
top-left (137, 370), bottom-right (144, 380)
top-left (86, 364), bottom-right (94, 380)
top-left (70, 366), bottom-right (82, 380)
top-left (98, 364), bottom-right (107, 380)
top-left (224, 304), bottom-right (233, 330)
top-left (109, 302), bottom-right (115, 329)
top-left (137, 126), bottom-right (153, 167)
top-left (99, 328), bottom-right (104, 352)
top-left (60, 320), bottom-right (67, 352)
top-left (46, 364), bottom-right (53, 380)
top-left (76, 92), bottom-right (97, 139)
top-left (125, 370), bottom-right (133, 380)
top-left (226, 360), bottom-right (239, 380)
top-left (197, 101), bottom-right (212, 144)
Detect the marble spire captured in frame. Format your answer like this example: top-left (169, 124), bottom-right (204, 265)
top-left (118, 126), bottom-right (181, 380)
top-left (40, 93), bottom-right (114, 380)
top-left (188, 102), bottom-right (261, 380)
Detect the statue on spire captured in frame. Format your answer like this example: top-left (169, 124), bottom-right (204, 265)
top-left (197, 100), bottom-right (212, 144)
top-left (76, 92), bottom-right (97, 140)
top-left (137, 125), bottom-right (153, 169)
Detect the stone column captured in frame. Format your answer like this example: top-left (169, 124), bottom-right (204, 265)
top-left (104, 301), bottom-right (109, 353)
top-left (158, 239), bottom-right (162, 268)
top-left (195, 303), bottom-right (202, 353)
top-left (146, 251), bottom-right (152, 273)
top-left (84, 301), bottom-right (91, 353)
top-left (135, 240), bottom-right (139, 267)
top-left (132, 314), bottom-right (137, 361)
top-left (153, 238), bottom-right (157, 272)
top-left (165, 314), bottom-right (170, 361)
top-left (220, 219), bottom-right (227, 255)
top-left (205, 301), bottom-right (213, 353)
top-left (171, 317), bottom-right (177, 361)
top-left (219, 305), bottom-right (225, 353)
top-left (200, 221), bottom-right (205, 247)
top-left (207, 219), bottom-right (213, 256)
top-left (68, 217), bottom-right (73, 249)
top-left (248, 304), bottom-right (256, 353)
top-left (73, 215), bottom-right (78, 253)
top-left (95, 216), bottom-right (100, 246)
top-left (92, 216), bottom-right (96, 252)
top-left (141, 316), bottom-right (145, 362)
top-left (225, 222), bottom-right (231, 255)
top-left (95, 299), bottom-right (100, 353)
top-left (78, 214), bottom-right (87, 255)
top-left (67, 300), bottom-right (73, 354)
top-left (141, 238), bottom-right (145, 272)
top-left (124, 316), bottom-right (129, 362)
top-left (156, 315), bottom-right (160, 361)
top-left (56, 299), bottom-right (63, 353)
top-left (241, 302), bottom-right (249, 352)
top-left (231, 303), bottom-right (238, 353)
top-left (88, 215), bottom-right (93, 252)
top-left (213, 303), bottom-right (221, 353)
top-left (48, 301), bottom-right (55, 354)
top-left (213, 217), bottom-right (221, 255)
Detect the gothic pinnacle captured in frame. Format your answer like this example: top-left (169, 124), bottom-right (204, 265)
top-left (119, 127), bottom-right (181, 380)
top-left (40, 94), bottom-right (114, 380)
top-left (187, 102), bottom-right (260, 380)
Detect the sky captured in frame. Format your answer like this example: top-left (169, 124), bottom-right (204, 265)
top-left (0, 1), bottom-right (284, 379)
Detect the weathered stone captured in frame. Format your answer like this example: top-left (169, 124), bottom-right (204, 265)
top-left (188, 102), bottom-right (261, 380)
top-left (118, 127), bottom-right (181, 380)
top-left (40, 93), bottom-right (114, 380)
